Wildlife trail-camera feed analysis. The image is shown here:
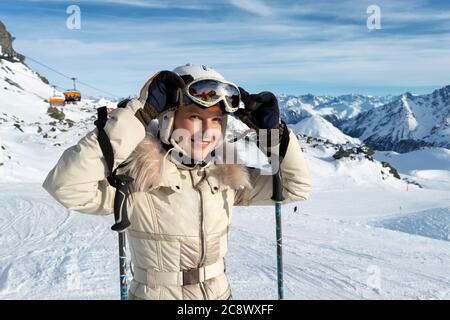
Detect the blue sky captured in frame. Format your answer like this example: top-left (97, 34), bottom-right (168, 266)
top-left (1, 0), bottom-right (450, 97)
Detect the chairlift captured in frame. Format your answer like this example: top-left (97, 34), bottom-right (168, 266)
top-left (64, 78), bottom-right (82, 104)
top-left (48, 85), bottom-right (66, 107)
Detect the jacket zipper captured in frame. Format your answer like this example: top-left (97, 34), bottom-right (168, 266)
top-left (198, 188), bottom-right (207, 267)
top-left (197, 173), bottom-right (208, 300)
top-left (199, 281), bottom-right (208, 300)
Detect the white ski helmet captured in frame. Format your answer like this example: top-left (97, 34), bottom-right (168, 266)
top-left (173, 63), bottom-right (225, 81)
top-left (158, 63), bottom-right (229, 145)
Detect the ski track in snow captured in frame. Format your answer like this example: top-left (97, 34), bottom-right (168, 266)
top-left (1, 182), bottom-right (449, 299)
top-left (228, 206), bottom-right (450, 300)
top-left (371, 208), bottom-right (450, 242)
top-left (0, 184), bottom-right (118, 299)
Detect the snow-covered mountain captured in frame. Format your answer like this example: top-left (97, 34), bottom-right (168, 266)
top-left (278, 93), bottom-right (394, 125)
top-left (341, 87), bottom-right (450, 152)
top-left (278, 86), bottom-right (450, 153)
top-left (315, 94), bottom-right (396, 124)
top-left (289, 115), bottom-right (360, 145)
top-left (276, 93), bottom-right (395, 148)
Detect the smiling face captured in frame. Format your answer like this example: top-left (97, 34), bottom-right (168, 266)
top-left (173, 103), bottom-right (224, 161)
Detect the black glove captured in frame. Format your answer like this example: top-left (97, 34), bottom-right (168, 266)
top-left (134, 71), bottom-right (186, 127)
top-left (236, 88), bottom-right (289, 155)
top-left (235, 87), bottom-right (280, 130)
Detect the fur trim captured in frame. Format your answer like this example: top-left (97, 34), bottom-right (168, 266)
top-left (212, 164), bottom-right (251, 190)
top-left (123, 134), bottom-right (164, 192)
top-left (123, 134), bottom-right (251, 191)
top-left (127, 98), bottom-right (144, 111)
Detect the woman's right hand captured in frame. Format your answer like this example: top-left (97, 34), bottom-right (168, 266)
top-left (136, 71), bottom-right (186, 127)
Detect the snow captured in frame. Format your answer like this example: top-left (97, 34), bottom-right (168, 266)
top-left (0, 60), bottom-right (449, 300)
top-left (289, 115), bottom-right (360, 145)
top-left (375, 148), bottom-right (450, 190)
top-left (229, 205), bottom-right (450, 299)
top-left (372, 208), bottom-right (450, 242)
top-left (375, 148), bottom-right (450, 173)
top-left (278, 93), bottom-right (394, 123)
top-left (0, 59), bottom-right (54, 122)
top-left (401, 96), bottom-right (419, 132)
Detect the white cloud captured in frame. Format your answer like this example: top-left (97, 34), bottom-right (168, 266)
top-left (228, 0), bottom-right (273, 17)
top-left (27, 0), bottom-right (209, 10)
top-left (104, 0), bottom-right (208, 9)
top-left (8, 0), bottom-right (450, 96)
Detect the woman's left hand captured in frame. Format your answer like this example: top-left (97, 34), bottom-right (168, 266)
top-left (235, 87), bottom-right (280, 130)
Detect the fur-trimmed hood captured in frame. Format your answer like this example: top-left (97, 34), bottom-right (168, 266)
top-left (122, 134), bottom-right (251, 192)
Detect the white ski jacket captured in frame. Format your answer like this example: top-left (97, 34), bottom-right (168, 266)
top-left (42, 101), bottom-right (311, 300)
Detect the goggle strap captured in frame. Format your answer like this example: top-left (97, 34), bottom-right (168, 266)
top-left (180, 74), bottom-right (194, 85)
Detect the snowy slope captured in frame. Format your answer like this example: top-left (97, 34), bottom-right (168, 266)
top-left (375, 148), bottom-right (450, 190)
top-left (289, 115), bottom-right (360, 145)
top-left (375, 148), bottom-right (450, 173)
top-left (0, 59), bottom-right (54, 122)
top-left (0, 56), bottom-right (119, 180)
top-left (0, 98), bottom-right (113, 182)
top-left (1, 182), bottom-right (449, 300)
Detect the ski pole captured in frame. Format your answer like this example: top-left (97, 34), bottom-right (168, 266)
top-left (271, 144), bottom-right (285, 300)
top-left (95, 106), bottom-right (133, 300)
top-left (111, 175), bottom-right (133, 300)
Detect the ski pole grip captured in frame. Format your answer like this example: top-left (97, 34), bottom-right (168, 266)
top-left (271, 169), bottom-right (285, 202)
top-left (111, 175), bottom-right (133, 232)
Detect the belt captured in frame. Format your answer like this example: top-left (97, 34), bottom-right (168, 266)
top-left (133, 260), bottom-right (225, 287)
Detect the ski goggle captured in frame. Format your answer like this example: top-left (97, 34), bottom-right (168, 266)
top-left (183, 77), bottom-right (241, 113)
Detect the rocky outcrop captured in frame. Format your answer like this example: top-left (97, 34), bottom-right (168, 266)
top-left (0, 20), bottom-right (25, 63)
top-left (0, 20), bottom-right (48, 83)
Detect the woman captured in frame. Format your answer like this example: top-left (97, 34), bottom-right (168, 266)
top-left (43, 64), bottom-right (311, 300)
